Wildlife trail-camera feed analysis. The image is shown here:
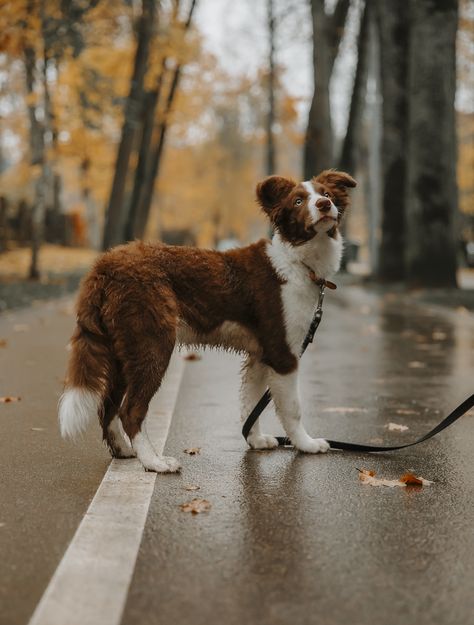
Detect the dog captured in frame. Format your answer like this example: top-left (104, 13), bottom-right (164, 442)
top-left (59, 170), bottom-right (356, 472)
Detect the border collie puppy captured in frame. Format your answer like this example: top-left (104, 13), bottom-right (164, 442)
top-left (59, 170), bottom-right (356, 472)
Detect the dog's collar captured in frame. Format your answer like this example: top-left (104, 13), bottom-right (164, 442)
top-left (301, 262), bottom-right (337, 290)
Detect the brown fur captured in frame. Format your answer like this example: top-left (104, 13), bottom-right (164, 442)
top-left (67, 240), bottom-right (297, 448)
top-left (64, 170), bottom-right (356, 457)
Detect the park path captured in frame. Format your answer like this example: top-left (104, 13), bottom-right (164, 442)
top-left (1, 287), bottom-right (473, 625)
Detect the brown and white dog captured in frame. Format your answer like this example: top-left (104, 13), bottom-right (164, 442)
top-left (59, 170), bottom-right (356, 472)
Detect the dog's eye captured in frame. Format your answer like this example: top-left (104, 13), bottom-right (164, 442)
top-left (323, 192), bottom-right (331, 198)
top-left (295, 198), bottom-right (303, 206)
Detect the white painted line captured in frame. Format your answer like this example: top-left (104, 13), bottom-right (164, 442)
top-left (29, 351), bottom-right (186, 625)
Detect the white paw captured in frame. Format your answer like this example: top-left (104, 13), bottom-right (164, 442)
top-left (247, 433), bottom-right (279, 450)
top-left (295, 437), bottom-right (330, 454)
top-left (142, 455), bottom-right (181, 473)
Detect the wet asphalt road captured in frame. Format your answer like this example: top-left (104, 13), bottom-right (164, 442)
top-left (122, 288), bottom-right (474, 625)
top-left (1, 287), bottom-right (473, 625)
top-left (0, 300), bottom-right (109, 625)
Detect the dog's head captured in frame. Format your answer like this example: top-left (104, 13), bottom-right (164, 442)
top-left (256, 169), bottom-right (356, 245)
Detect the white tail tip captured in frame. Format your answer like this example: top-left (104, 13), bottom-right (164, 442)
top-left (58, 388), bottom-right (101, 438)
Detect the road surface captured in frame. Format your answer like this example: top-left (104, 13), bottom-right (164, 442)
top-left (0, 287), bottom-right (473, 625)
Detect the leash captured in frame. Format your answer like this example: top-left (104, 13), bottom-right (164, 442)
top-left (242, 280), bottom-right (474, 453)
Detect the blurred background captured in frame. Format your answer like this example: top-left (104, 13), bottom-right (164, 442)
top-left (0, 0), bottom-right (472, 297)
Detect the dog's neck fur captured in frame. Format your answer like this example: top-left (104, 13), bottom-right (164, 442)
top-left (266, 229), bottom-right (343, 284)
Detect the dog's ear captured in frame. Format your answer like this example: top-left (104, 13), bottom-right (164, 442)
top-left (313, 169), bottom-right (357, 216)
top-left (256, 176), bottom-right (296, 215)
top-left (314, 170), bottom-right (357, 189)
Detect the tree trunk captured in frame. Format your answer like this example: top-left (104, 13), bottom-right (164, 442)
top-left (124, 85), bottom-right (161, 241)
top-left (24, 42), bottom-right (46, 280)
top-left (102, 0), bottom-right (156, 251)
top-left (131, 65), bottom-right (181, 240)
top-left (303, 0), bottom-right (350, 179)
top-left (366, 8), bottom-right (382, 275)
top-left (328, 0), bottom-right (352, 70)
top-left (0, 197), bottom-right (7, 253)
top-left (405, 0), bottom-right (458, 287)
top-left (266, 0), bottom-right (276, 175)
top-left (128, 0), bottom-right (197, 241)
top-left (338, 0), bottom-right (370, 174)
top-left (304, 0), bottom-right (334, 178)
top-left (338, 0), bottom-right (370, 271)
top-left (375, 0), bottom-right (409, 281)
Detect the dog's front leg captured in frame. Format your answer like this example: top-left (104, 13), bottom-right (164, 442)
top-left (267, 369), bottom-right (329, 453)
top-left (241, 358), bottom-right (279, 449)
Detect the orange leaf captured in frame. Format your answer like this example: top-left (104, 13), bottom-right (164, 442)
top-left (184, 447), bottom-right (201, 455)
top-left (180, 498), bottom-right (211, 514)
top-left (357, 468), bottom-right (376, 480)
top-left (0, 396), bottom-right (21, 403)
top-left (400, 473), bottom-right (423, 486)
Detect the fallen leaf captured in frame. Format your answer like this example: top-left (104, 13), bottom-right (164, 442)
top-left (0, 339), bottom-right (7, 348)
top-left (358, 468), bottom-right (433, 488)
top-left (358, 468), bottom-right (376, 479)
top-left (395, 409), bottom-right (418, 415)
top-left (184, 447), bottom-right (201, 455)
top-left (184, 352), bottom-right (201, 361)
top-left (13, 324), bottom-right (30, 332)
top-left (400, 473), bottom-right (424, 486)
top-left (31, 427), bottom-right (45, 432)
top-left (323, 407), bottom-right (369, 413)
top-left (180, 498), bottom-right (211, 514)
top-left (387, 422), bottom-right (409, 432)
top-left (183, 484), bottom-right (201, 491)
top-left (0, 396), bottom-right (21, 403)
top-left (408, 361), bottom-right (426, 369)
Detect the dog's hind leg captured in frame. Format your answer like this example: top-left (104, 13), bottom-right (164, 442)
top-left (117, 319), bottom-right (180, 473)
top-left (102, 384), bottom-right (136, 459)
top-left (97, 358), bottom-right (136, 459)
top-left (241, 357), bottom-right (279, 450)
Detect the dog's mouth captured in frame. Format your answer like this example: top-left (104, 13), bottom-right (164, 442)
top-left (316, 215), bottom-right (336, 225)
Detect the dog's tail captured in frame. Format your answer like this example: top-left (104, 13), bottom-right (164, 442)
top-left (59, 273), bottom-right (113, 438)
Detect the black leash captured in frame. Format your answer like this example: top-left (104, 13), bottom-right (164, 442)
top-left (242, 283), bottom-right (474, 452)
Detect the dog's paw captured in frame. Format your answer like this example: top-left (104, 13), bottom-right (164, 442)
top-left (142, 455), bottom-right (182, 473)
top-left (247, 433), bottom-right (279, 450)
top-left (295, 437), bottom-right (330, 454)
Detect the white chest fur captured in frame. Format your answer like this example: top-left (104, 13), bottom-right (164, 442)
top-left (266, 232), bottom-right (343, 354)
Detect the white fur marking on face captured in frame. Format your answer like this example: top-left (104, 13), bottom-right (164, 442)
top-left (58, 388), bottom-right (101, 438)
top-left (302, 180), bottom-right (338, 225)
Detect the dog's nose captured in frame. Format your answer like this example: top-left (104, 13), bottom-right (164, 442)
top-left (316, 197), bottom-right (331, 213)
